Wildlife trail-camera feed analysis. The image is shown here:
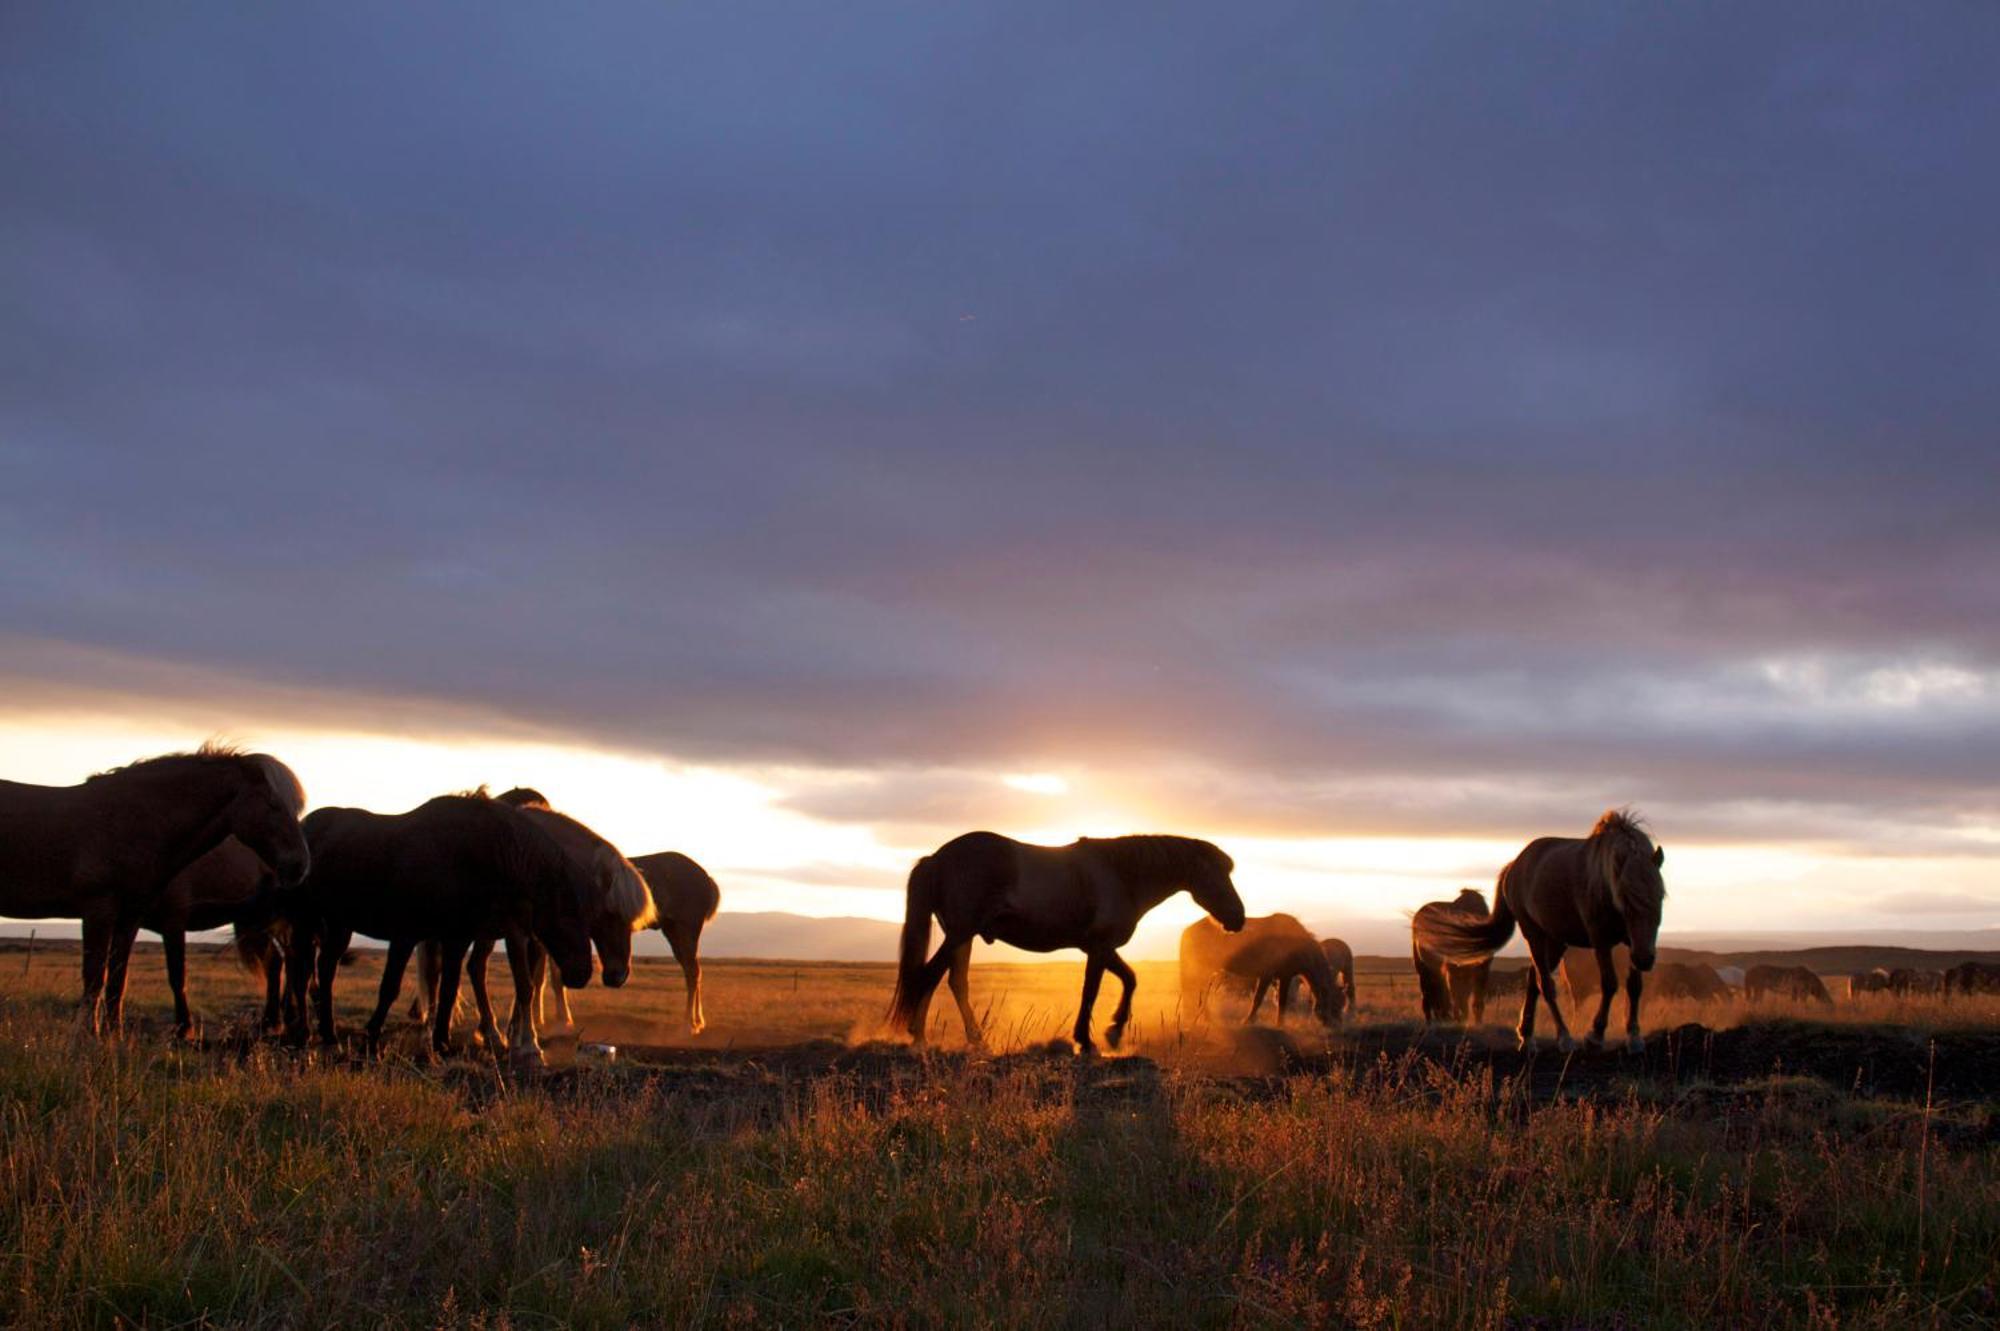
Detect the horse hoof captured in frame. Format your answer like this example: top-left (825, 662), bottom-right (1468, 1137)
top-left (1557, 1035), bottom-right (1577, 1054)
top-left (1105, 1024), bottom-right (1127, 1051)
top-left (688, 1020), bottom-right (705, 1036)
top-left (1625, 1034), bottom-right (1645, 1054)
top-left (1075, 1040), bottom-right (1099, 1059)
top-left (509, 1048), bottom-right (545, 1075)
top-left (1585, 1033), bottom-right (1605, 1051)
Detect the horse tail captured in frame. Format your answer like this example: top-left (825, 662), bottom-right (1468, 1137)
top-left (1415, 872), bottom-right (1519, 964)
top-left (886, 854), bottom-right (941, 1032)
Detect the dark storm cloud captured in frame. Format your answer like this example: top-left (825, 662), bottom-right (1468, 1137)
top-left (3, 4), bottom-right (1997, 848)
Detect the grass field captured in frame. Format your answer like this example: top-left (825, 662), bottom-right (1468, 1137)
top-left (2, 941), bottom-right (1997, 1327)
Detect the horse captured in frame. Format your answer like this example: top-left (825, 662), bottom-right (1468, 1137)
top-left (1744, 964), bottom-right (1832, 1005)
top-left (0, 744), bottom-right (309, 1033)
top-left (280, 793), bottom-right (602, 1068)
top-left (1646, 961), bottom-right (1732, 1003)
top-left (408, 788), bottom-right (654, 1056)
top-left (627, 852), bottom-right (722, 1035)
top-left (1886, 967), bottom-right (1942, 996)
top-left (1850, 967), bottom-right (1894, 996)
top-left (1179, 914), bottom-right (1341, 1028)
top-left (1411, 889), bottom-right (1495, 1025)
top-left (1944, 960), bottom-right (2000, 995)
top-left (1298, 935), bottom-right (1356, 1023)
top-left (1412, 810), bottom-right (1666, 1053)
top-left (888, 832), bottom-right (1244, 1053)
top-left (141, 838), bottom-right (288, 1037)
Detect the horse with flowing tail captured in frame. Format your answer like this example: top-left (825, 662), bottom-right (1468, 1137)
top-left (281, 793), bottom-right (599, 1069)
top-left (889, 831), bottom-right (1245, 1053)
top-left (0, 744), bottom-right (309, 1034)
top-left (1413, 810), bottom-right (1666, 1053)
top-left (1411, 889), bottom-right (1494, 1024)
top-left (1179, 914), bottom-right (1343, 1028)
top-left (409, 788), bottom-right (654, 1058)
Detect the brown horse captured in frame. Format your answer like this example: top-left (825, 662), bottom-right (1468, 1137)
top-left (1886, 967), bottom-right (1943, 996)
top-left (1850, 967), bottom-right (1894, 996)
top-left (627, 851), bottom-right (721, 1034)
top-left (1179, 914), bottom-right (1341, 1028)
top-left (142, 838), bottom-right (287, 1037)
top-left (1411, 889), bottom-right (1494, 1025)
top-left (1414, 810), bottom-right (1666, 1053)
top-left (1944, 960), bottom-right (2000, 995)
top-left (0, 744), bottom-right (309, 1033)
top-left (1298, 935), bottom-right (1356, 1023)
top-left (281, 794), bottom-right (601, 1066)
top-left (411, 788), bottom-right (654, 1058)
top-left (1645, 961), bottom-right (1732, 1003)
top-left (889, 832), bottom-right (1244, 1053)
top-left (1744, 964), bottom-right (1832, 1004)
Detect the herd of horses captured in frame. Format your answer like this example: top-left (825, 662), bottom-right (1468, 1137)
top-left (4, 748), bottom-right (1996, 1065)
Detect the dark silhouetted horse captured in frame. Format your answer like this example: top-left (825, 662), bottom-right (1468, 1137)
top-left (1744, 964), bottom-right (1832, 1005)
top-left (1850, 967), bottom-right (1893, 996)
top-left (1179, 914), bottom-right (1341, 1028)
top-left (1886, 967), bottom-right (1942, 996)
top-left (281, 794), bottom-right (599, 1066)
top-left (1944, 960), bottom-right (2000, 995)
top-left (407, 788), bottom-right (653, 1063)
top-left (1414, 810), bottom-right (1666, 1053)
top-left (142, 837), bottom-right (287, 1037)
top-left (1299, 935), bottom-right (1356, 1023)
top-left (1645, 961), bottom-right (1732, 1003)
top-left (1411, 889), bottom-right (1494, 1025)
top-left (0, 745), bottom-right (308, 1033)
top-left (889, 832), bottom-right (1244, 1053)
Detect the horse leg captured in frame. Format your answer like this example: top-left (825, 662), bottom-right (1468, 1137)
top-left (77, 906), bottom-right (115, 1035)
top-left (101, 912), bottom-right (143, 1034)
top-left (261, 943), bottom-right (284, 1034)
top-left (548, 939), bottom-right (577, 1032)
top-left (1529, 937), bottom-right (1576, 1053)
top-left (162, 928), bottom-right (193, 1039)
top-left (281, 929), bottom-right (313, 1045)
top-left (364, 939), bottom-right (415, 1054)
top-left (946, 940), bottom-right (984, 1047)
top-left (665, 923), bottom-right (704, 1035)
top-left (314, 927), bottom-right (349, 1047)
top-left (1585, 945), bottom-right (1618, 1049)
top-left (1103, 952), bottom-right (1137, 1050)
top-left (1277, 976), bottom-right (1296, 1024)
top-left (468, 939), bottom-right (506, 1053)
top-left (1470, 959), bottom-right (1491, 1025)
top-left (503, 933), bottom-right (544, 1072)
top-left (1246, 977), bottom-right (1270, 1024)
top-left (407, 940), bottom-right (436, 1027)
top-left (430, 939), bottom-right (471, 1058)
top-left (1073, 954), bottom-right (1107, 1054)
top-left (1516, 963), bottom-right (1541, 1050)
top-left (906, 939), bottom-right (958, 1044)
top-left (1622, 964), bottom-right (1646, 1054)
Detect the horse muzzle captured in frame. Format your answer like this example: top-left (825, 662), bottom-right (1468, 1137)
top-left (601, 964), bottom-right (630, 989)
top-left (559, 961), bottom-right (594, 989)
top-left (1633, 950), bottom-right (1657, 973)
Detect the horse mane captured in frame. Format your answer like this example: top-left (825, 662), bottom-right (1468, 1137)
top-left (1587, 807), bottom-right (1664, 910)
top-left (448, 784), bottom-right (493, 799)
top-left (1077, 834), bottom-right (1233, 882)
top-left (88, 742), bottom-right (306, 809)
top-left (511, 799), bottom-right (656, 929)
top-left (498, 786), bottom-right (551, 810)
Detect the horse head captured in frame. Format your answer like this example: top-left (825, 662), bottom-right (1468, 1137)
top-left (1189, 844), bottom-right (1246, 933)
top-left (1594, 810), bottom-right (1664, 971)
top-left (587, 850), bottom-right (654, 989)
top-left (531, 866), bottom-right (598, 991)
top-left (227, 754), bottom-right (311, 888)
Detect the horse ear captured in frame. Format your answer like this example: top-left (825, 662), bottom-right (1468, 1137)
top-left (1653, 845), bottom-right (1666, 868)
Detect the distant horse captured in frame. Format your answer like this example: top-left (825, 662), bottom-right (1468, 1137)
top-left (1716, 965), bottom-right (1746, 988)
top-left (410, 788), bottom-right (655, 1055)
top-left (1413, 810), bottom-right (1666, 1053)
top-left (0, 745), bottom-right (309, 1033)
top-left (1850, 967), bottom-right (1893, 996)
top-left (1744, 964), bottom-right (1832, 1005)
top-left (1646, 961), bottom-right (1732, 1003)
top-left (1411, 889), bottom-right (1496, 1025)
top-left (1886, 967), bottom-right (1943, 996)
top-left (1179, 914), bottom-right (1341, 1028)
top-left (889, 832), bottom-right (1244, 1053)
top-left (281, 794), bottom-right (602, 1068)
top-left (1296, 936), bottom-right (1356, 1023)
top-left (1944, 960), bottom-right (2000, 995)
top-left (143, 838), bottom-right (286, 1037)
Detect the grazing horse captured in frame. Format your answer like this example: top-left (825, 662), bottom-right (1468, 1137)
top-left (1645, 961), bottom-right (1732, 1003)
top-left (1850, 967), bottom-right (1894, 996)
top-left (889, 832), bottom-right (1245, 1053)
top-left (1944, 960), bottom-right (2000, 995)
top-left (410, 788), bottom-right (654, 1057)
top-left (0, 745), bottom-right (309, 1033)
top-left (143, 838), bottom-right (287, 1037)
top-left (1298, 936), bottom-right (1357, 1023)
top-left (1744, 964), bottom-right (1832, 1005)
top-left (1411, 889), bottom-right (1495, 1025)
top-left (1179, 914), bottom-right (1341, 1028)
top-left (1886, 967), bottom-right (1942, 996)
top-left (281, 794), bottom-right (599, 1068)
top-left (1414, 810), bottom-right (1666, 1053)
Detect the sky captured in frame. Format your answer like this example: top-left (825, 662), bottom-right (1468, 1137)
top-left (3, 5), bottom-right (1997, 955)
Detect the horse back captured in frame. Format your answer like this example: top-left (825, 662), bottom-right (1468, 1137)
top-left (1504, 836), bottom-right (1611, 950)
top-left (632, 851), bottom-right (721, 929)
